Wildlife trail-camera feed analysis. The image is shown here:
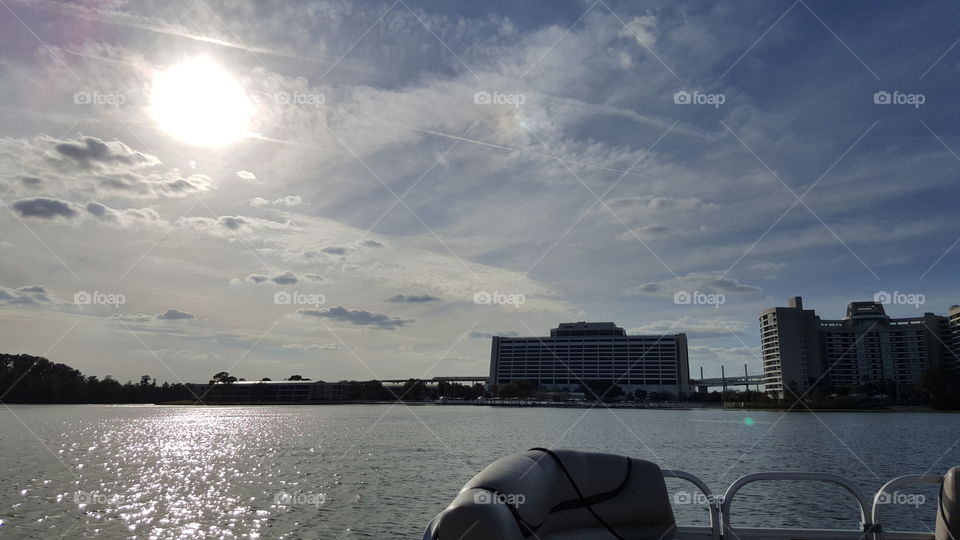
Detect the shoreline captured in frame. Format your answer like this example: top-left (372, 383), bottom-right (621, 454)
top-left (4, 401), bottom-right (955, 412)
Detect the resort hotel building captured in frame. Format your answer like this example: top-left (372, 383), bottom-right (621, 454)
top-left (487, 322), bottom-right (690, 397)
top-left (761, 297), bottom-right (959, 399)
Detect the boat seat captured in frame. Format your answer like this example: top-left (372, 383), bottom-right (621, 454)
top-left (938, 466), bottom-right (960, 540)
top-left (430, 448), bottom-right (677, 540)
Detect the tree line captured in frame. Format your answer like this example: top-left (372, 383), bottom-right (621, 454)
top-left (4, 353), bottom-right (959, 408)
top-left (0, 353), bottom-right (193, 403)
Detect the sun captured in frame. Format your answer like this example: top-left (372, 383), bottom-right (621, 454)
top-left (150, 57), bottom-right (254, 147)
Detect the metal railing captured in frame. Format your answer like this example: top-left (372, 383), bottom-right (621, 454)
top-left (663, 469), bottom-right (722, 540)
top-left (425, 466), bottom-right (945, 540)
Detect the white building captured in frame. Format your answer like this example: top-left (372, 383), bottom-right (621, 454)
top-left (488, 322), bottom-right (690, 398)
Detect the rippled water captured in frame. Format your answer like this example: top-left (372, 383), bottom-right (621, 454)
top-left (1, 405), bottom-right (958, 538)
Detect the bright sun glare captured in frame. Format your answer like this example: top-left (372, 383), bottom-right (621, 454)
top-left (150, 57), bottom-right (254, 147)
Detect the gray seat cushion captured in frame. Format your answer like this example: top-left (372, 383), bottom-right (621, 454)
top-left (937, 466), bottom-right (960, 540)
top-left (433, 449), bottom-right (677, 540)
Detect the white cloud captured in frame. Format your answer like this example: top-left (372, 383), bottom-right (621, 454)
top-left (625, 273), bottom-right (762, 297)
top-left (618, 15), bottom-right (658, 49)
top-left (630, 316), bottom-right (751, 337)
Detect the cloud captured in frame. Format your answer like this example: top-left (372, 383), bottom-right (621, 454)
top-left (11, 197), bottom-right (77, 219)
top-left (618, 15), bottom-right (658, 48)
top-left (135, 348), bottom-right (220, 360)
top-left (219, 216), bottom-right (248, 230)
top-left (0, 284), bottom-right (70, 308)
top-left (629, 316), bottom-right (751, 337)
top-left (689, 345), bottom-right (760, 365)
top-left (469, 330), bottom-right (519, 339)
top-left (156, 309), bottom-right (197, 320)
top-left (385, 294), bottom-right (441, 303)
top-left (177, 215), bottom-right (296, 235)
top-left (236, 170), bottom-right (257, 181)
top-left (250, 195), bottom-right (303, 207)
top-left (83, 201), bottom-right (166, 227)
top-left (750, 262), bottom-right (786, 272)
top-left (625, 273), bottom-right (762, 297)
top-left (302, 273), bottom-right (325, 281)
top-left (53, 136), bottom-right (159, 170)
top-left (270, 271), bottom-right (298, 285)
top-left (361, 240), bottom-right (384, 248)
top-left (111, 313), bottom-right (155, 323)
top-left (1, 136), bottom-right (212, 199)
top-left (247, 271), bottom-right (299, 285)
top-left (617, 224), bottom-right (709, 241)
top-left (280, 343), bottom-right (339, 351)
top-left (605, 196), bottom-right (715, 215)
top-left (11, 197), bottom-right (165, 228)
top-left (298, 306), bottom-right (413, 330)
top-left (321, 246), bottom-right (348, 255)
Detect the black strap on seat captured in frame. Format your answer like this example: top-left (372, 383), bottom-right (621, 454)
top-left (529, 447), bottom-right (627, 540)
top-left (470, 484), bottom-right (547, 538)
top-left (468, 449), bottom-right (632, 539)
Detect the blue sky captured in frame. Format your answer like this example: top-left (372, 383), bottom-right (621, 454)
top-left (0, 0), bottom-right (958, 383)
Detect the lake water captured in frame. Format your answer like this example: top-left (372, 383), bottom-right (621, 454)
top-left (1, 404), bottom-right (958, 539)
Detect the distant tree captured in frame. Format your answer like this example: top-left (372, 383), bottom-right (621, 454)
top-left (209, 371), bottom-right (237, 385)
top-left (261, 377), bottom-right (272, 381)
top-left (0, 353), bottom-right (192, 404)
top-left (285, 375), bottom-right (310, 381)
top-left (918, 368), bottom-right (960, 410)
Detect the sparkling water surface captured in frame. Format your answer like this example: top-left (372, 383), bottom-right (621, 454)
top-left (1, 404), bottom-right (958, 538)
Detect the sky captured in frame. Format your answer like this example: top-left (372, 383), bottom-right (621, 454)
top-left (0, 0), bottom-right (958, 385)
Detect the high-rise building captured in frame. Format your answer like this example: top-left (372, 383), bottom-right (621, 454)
top-left (760, 297), bottom-right (954, 399)
top-left (950, 305), bottom-right (960, 370)
top-left (760, 297), bottom-right (821, 399)
top-left (488, 322), bottom-right (690, 397)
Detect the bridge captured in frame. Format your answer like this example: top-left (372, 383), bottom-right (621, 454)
top-left (690, 374), bottom-right (765, 392)
top-left (378, 376), bottom-right (489, 385)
